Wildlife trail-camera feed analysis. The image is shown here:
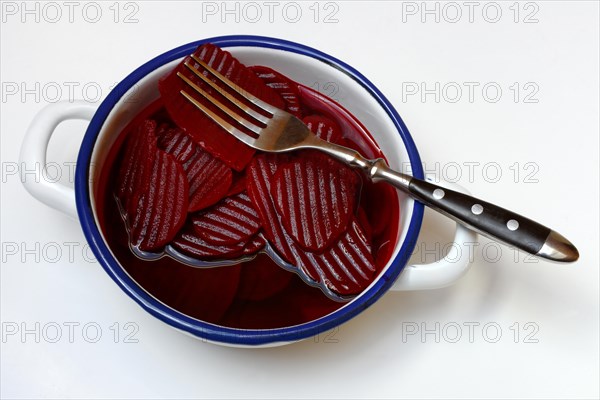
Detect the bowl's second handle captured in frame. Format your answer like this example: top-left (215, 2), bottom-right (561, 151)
top-left (391, 179), bottom-right (479, 291)
top-left (20, 101), bottom-right (96, 219)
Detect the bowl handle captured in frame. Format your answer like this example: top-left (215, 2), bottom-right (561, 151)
top-left (19, 101), bottom-right (96, 219)
top-left (391, 179), bottom-right (479, 291)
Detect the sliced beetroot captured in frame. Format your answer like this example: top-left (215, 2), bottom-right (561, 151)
top-left (157, 127), bottom-right (232, 212)
top-left (298, 84), bottom-right (386, 157)
top-left (129, 148), bottom-right (189, 252)
top-left (289, 218), bottom-right (376, 297)
top-left (116, 119), bottom-right (188, 251)
top-left (271, 154), bottom-right (359, 252)
top-left (246, 153), bottom-right (376, 298)
top-left (246, 154), bottom-right (295, 262)
top-left (191, 192), bottom-right (261, 246)
top-left (172, 229), bottom-right (245, 259)
top-left (157, 125), bottom-right (197, 164)
top-left (303, 115), bottom-right (343, 144)
top-left (185, 149), bottom-right (232, 212)
top-left (235, 254), bottom-right (294, 302)
top-left (250, 65), bottom-right (302, 117)
top-left (159, 44), bottom-right (285, 171)
top-left (107, 45), bottom-right (401, 306)
top-left (117, 120), bottom-right (157, 212)
top-left (172, 226), bottom-right (264, 260)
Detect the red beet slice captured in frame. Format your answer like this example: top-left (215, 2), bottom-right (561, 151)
top-left (271, 154), bottom-right (359, 252)
top-left (250, 65), bottom-right (302, 117)
top-left (303, 115), bottom-right (343, 144)
top-left (157, 125), bottom-right (197, 164)
top-left (129, 148), bottom-right (189, 252)
top-left (171, 230), bottom-right (244, 259)
top-left (171, 227), bottom-right (265, 260)
top-left (185, 149), bottom-right (232, 212)
top-left (246, 154), bottom-right (375, 297)
top-left (191, 192), bottom-right (261, 246)
top-left (289, 218), bottom-right (376, 296)
top-left (246, 154), bottom-right (295, 261)
top-left (117, 120), bottom-right (157, 212)
top-left (159, 44), bottom-right (285, 171)
top-left (157, 127), bottom-right (232, 212)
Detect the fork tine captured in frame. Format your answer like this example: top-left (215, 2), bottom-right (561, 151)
top-left (177, 72), bottom-right (261, 135)
top-left (180, 90), bottom-right (258, 148)
top-left (190, 54), bottom-right (280, 115)
top-left (183, 60), bottom-right (271, 125)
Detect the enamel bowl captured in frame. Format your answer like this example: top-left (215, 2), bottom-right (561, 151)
top-left (21, 35), bottom-right (477, 347)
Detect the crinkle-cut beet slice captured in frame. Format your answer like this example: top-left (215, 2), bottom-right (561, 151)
top-left (271, 154), bottom-right (359, 252)
top-left (246, 155), bottom-right (375, 298)
top-left (303, 114), bottom-right (356, 150)
top-left (250, 65), bottom-right (302, 117)
top-left (171, 228), bottom-right (246, 259)
top-left (303, 115), bottom-right (343, 144)
top-left (159, 44), bottom-right (285, 171)
top-left (246, 154), bottom-right (295, 262)
top-left (185, 148), bottom-right (232, 212)
top-left (289, 218), bottom-right (376, 297)
top-left (157, 127), bottom-right (232, 212)
top-left (156, 125), bottom-right (197, 164)
top-left (191, 192), bottom-right (261, 246)
top-left (171, 227), bottom-right (264, 260)
top-left (298, 85), bottom-right (386, 159)
top-left (117, 120), bottom-right (157, 211)
top-left (129, 149), bottom-right (189, 252)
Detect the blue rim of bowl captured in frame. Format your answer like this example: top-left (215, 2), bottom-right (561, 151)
top-left (75, 35), bottom-right (425, 346)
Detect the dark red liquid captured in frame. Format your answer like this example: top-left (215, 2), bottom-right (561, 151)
top-left (96, 84), bottom-right (400, 329)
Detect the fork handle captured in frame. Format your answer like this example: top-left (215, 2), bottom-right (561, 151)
top-left (316, 142), bottom-right (578, 263)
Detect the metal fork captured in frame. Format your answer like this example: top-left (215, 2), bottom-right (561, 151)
top-left (176, 55), bottom-right (579, 263)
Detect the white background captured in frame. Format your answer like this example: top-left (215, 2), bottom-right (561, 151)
top-left (1, 1), bottom-right (598, 398)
